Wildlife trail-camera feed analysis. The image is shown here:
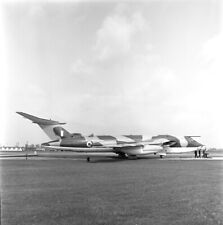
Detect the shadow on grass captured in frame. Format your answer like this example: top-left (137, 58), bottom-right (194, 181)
top-left (87, 155), bottom-right (159, 163)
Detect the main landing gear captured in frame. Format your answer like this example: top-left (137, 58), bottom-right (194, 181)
top-left (118, 153), bottom-right (137, 160)
top-left (118, 152), bottom-right (127, 159)
top-left (159, 153), bottom-right (166, 158)
top-left (87, 157), bottom-right (90, 162)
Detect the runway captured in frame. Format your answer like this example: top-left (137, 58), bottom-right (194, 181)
top-left (1, 151), bottom-right (223, 225)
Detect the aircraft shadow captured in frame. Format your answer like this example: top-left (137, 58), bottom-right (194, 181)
top-left (87, 155), bottom-right (159, 163)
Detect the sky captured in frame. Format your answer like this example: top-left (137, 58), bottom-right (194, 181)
top-left (1, 0), bottom-right (223, 147)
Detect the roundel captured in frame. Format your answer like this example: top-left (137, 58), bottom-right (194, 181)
top-left (86, 141), bottom-right (93, 148)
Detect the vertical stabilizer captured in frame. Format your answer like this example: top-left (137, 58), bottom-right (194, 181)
top-left (16, 112), bottom-right (70, 140)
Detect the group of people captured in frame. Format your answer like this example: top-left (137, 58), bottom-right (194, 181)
top-left (194, 149), bottom-right (208, 158)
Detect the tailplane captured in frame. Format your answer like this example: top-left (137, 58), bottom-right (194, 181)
top-left (16, 112), bottom-right (70, 140)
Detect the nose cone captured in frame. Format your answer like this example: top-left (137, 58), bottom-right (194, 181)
top-left (186, 136), bottom-right (203, 147)
top-left (192, 136), bottom-right (203, 145)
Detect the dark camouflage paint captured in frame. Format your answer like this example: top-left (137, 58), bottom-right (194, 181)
top-left (152, 135), bottom-right (202, 147)
top-left (17, 112), bottom-right (203, 149)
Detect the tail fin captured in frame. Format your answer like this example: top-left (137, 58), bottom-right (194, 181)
top-left (16, 112), bottom-right (70, 140)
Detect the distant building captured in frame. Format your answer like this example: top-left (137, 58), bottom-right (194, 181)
top-left (0, 144), bottom-right (46, 151)
top-left (0, 146), bottom-right (24, 151)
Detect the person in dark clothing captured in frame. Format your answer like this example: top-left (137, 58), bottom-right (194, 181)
top-left (194, 150), bottom-right (197, 158)
top-left (198, 149), bottom-right (201, 158)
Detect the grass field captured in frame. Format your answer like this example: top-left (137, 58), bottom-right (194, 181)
top-left (1, 157), bottom-right (223, 225)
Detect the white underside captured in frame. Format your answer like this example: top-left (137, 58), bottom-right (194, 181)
top-left (166, 147), bottom-right (198, 153)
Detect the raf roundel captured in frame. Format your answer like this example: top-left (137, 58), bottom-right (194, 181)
top-left (86, 141), bottom-right (93, 148)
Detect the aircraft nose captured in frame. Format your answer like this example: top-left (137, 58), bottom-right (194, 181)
top-left (192, 136), bottom-right (202, 143)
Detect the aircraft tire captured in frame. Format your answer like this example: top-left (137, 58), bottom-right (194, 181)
top-left (118, 153), bottom-right (127, 158)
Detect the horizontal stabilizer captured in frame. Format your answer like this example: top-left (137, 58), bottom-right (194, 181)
top-left (184, 136), bottom-right (201, 137)
top-left (16, 112), bottom-right (66, 126)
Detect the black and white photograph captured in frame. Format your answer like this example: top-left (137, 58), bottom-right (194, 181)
top-left (1, 0), bottom-right (223, 224)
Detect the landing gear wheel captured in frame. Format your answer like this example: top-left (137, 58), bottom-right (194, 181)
top-left (160, 155), bottom-right (163, 158)
top-left (87, 157), bottom-right (90, 162)
top-left (118, 153), bottom-right (127, 158)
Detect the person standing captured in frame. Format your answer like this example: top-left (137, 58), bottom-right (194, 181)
top-left (198, 149), bottom-right (201, 158)
top-left (194, 150), bottom-right (197, 158)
